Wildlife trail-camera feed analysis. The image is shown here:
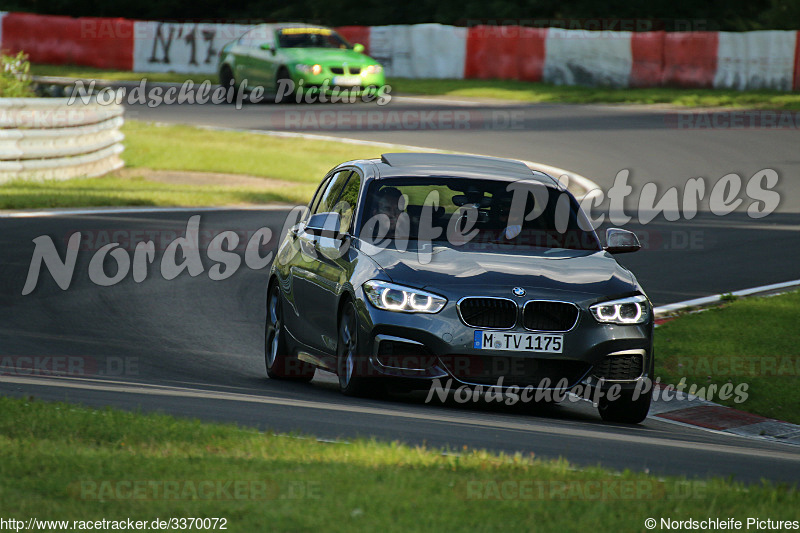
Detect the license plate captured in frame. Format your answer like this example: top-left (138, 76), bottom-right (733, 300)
top-left (332, 76), bottom-right (362, 86)
top-left (473, 331), bottom-right (563, 353)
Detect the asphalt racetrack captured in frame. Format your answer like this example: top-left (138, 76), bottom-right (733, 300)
top-left (1, 96), bottom-right (799, 484)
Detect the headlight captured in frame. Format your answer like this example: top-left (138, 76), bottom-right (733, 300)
top-left (296, 64), bottom-right (322, 75)
top-left (363, 280), bottom-right (446, 314)
top-left (590, 295), bottom-right (649, 325)
top-left (362, 64), bottom-right (383, 75)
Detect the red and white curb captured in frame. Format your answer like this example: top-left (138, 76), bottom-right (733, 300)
top-left (648, 384), bottom-right (800, 445)
top-left (648, 280), bottom-right (800, 445)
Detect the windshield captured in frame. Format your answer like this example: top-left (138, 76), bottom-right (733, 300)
top-left (277, 27), bottom-right (351, 49)
top-left (357, 177), bottom-right (601, 252)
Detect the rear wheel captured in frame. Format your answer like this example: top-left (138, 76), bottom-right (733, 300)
top-left (337, 300), bottom-right (377, 396)
top-left (598, 387), bottom-right (652, 424)
top-left (265, 284), bottom-right (314, 382)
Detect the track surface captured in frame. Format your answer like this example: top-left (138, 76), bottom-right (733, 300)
top-left (2, 97), bottom-right (799, 484)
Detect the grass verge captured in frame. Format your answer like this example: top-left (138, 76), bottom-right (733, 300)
top-left (31, 63), bottom-right (214, 84)
top-left (1, 395), bottom-right (798, 527)
top-left (0, 121), bottom-right (389, 209)
top-left (654, 290), bottom-right (800, 424)
top-left (30, 63), bottom-right (800, 110)
top-left (388, 78), bottom-right (800, 110)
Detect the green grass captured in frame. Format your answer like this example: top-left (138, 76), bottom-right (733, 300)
top-left (121, 121), bottom-right (380, 183)
top-left (1, 396), bottom-right (798, 527)
top-left (388, 78), bottom-right (800, 110)
top-left (0, 121), bottom-right (392, 209)
top-left (0, 176), bottom-right (315, 209)
top-left (31, 63), bottom-right (214, 84)
top-left (29, 64), bottom-right (800, 110)
top-left (654, 291), bottom-right (800, 424)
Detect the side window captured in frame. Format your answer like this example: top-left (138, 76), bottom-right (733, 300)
top-left (240, 26), bottom-right (272, 48)
top-left (332, 171), bottom-right (361, 233)
top-left (315, 170), bottom-right (353, 215)
top-left (306, 174), bottom-right (333, 221)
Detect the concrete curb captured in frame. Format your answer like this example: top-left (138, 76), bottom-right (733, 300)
top-left (649, 385), bottom-right (800, 446)
top-left (648, 279), bottom-right (800, 445)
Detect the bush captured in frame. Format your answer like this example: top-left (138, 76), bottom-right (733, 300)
top-left (1, 51), bottom-right (34, 97)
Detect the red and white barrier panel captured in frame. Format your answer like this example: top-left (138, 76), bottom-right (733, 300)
top-left (1, 12), bottom-right (134, 70)
top-left (2, 12), bottom-right (799, 91)
top-left (132, 21), bottom-right (250, 74)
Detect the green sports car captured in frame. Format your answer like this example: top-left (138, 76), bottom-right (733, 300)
top-left (218, 23), bottom-right (385, 98)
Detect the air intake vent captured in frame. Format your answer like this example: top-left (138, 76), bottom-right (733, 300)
top-left (523, 301), bottom-right (579, 331)
top-left (458, 298), bottom-right (517, 329)
top-left (592, 354), bottom-right (644, 381)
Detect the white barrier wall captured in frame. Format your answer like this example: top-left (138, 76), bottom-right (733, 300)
top-left (0, 98), bottom-right (124, 182)
top-left (133, 21), bottom-right (250, 74)
top-left (714, 31), bottom-right (797, 91)
top-left (543, 29), bottom-right (633, 87)
top-left (369, 24), bottom-right (467, 79)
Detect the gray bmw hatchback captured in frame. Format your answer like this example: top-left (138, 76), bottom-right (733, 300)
top-left (267, 153), bottom-right (654, 423)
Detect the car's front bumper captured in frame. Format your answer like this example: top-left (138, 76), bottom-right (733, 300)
top-left (353, 292), bottom-right (654, 394)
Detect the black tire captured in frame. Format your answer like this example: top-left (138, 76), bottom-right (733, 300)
top-left (598, 387), bottom-right (652, 424)
top-left (275, 67), bottom-right (296, 103)
top-left (219, 66), bottom-right (235, 89)
top-left (336, 300), bottom-right (377, 397)
top-left (265, 283), bottom-right (314, 382)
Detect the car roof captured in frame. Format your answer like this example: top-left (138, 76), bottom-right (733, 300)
top-left (372, 153), bottom-right (558, 185)
top-left (273, 22), bottom-right (332, 31)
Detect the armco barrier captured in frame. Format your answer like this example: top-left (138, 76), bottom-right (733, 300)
top-left (0, 98), bottom-right (124, 183)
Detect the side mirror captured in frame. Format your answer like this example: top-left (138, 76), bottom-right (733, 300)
top-left (604, 228), bottom-right (641, 254)
top-left (306, 212), bottom-right (344, 239)
top-left (260, 43), bottom-right (275, 54)
top-left (353, 43), bottom-right (365, 54)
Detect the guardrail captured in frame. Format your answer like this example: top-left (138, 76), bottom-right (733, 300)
top-left (0, 97), bottom-right (124, 183)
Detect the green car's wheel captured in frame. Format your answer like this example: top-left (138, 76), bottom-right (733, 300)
top-left (275, 67), bottom-right (297, 103)
top-left (219, 66), bottom-right (235, 90)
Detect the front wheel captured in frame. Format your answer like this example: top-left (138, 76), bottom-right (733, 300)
top-left (598, 387), bottom-right (652, 424)
top-left (265, 284), bottom-right (314, 382)
top-left (337, 300), bottom-right (377, 397)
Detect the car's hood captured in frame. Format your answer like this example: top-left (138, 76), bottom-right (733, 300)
top-left (281, 47), bottom-right (378, 65)
top-left (363, 245), bottom-right (636, 301)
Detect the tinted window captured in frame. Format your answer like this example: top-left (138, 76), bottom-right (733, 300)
top-left (240, 26), bottom-right (273, 48)
top-left (305, 174), bottom-right (333, 222)
top-left (332, 171), bottom-right (361, 233)
top-left (277, 28), bottom-right (350, 49)
top-left (359, 177), bottom-right (601, 251)
top-left (315, 171), bottom-right (353, 215)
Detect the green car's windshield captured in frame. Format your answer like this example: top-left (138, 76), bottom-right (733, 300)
top-left (277, 28), bottom-right (350, 49)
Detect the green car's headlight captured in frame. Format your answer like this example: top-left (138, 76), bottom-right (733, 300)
top-left (363, 280), bottom-right (446, 314)
top-left (362, 64), bottom-right (383, 75)
top-left (296, 64), bottom-right (322, 75)
top-left (590, 295), bottom-right (649, 325)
